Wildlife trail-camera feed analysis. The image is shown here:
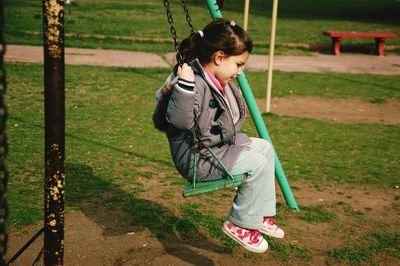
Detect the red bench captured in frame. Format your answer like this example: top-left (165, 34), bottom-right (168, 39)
top-left (323, 31), bottom-right (397, 56)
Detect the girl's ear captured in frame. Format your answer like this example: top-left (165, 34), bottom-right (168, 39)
top-left (213, 50), bottom-right (225, 66)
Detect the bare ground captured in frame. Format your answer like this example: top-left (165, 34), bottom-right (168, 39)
top-left (260, 96), bottom-right (400, 125)
top-left (7, 97), bottom-right (400, 265)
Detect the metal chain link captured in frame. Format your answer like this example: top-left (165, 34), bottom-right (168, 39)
top-left (180, 0), bottom-right (194, 34)
top-left (163, 0), bottom-right (179, 53)
top-left (163, 0), bottom-right (195, 65)
top-left (0, 0), bottom-right (9, 262)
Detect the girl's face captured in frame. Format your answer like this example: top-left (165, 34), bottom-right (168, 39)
top-left (214, 51), bottom-right (250, 86)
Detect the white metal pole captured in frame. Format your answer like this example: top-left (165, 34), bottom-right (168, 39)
top-left (266, 0), bottom-right (278, 113)
top-left (243, 0), bottom-right (250, 31)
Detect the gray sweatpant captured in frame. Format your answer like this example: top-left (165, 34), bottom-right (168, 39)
top-left (228, 137), bottom-right (276, 230)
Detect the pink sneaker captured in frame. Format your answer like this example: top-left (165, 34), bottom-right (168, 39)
top-left (221, 220), bottom-right (268, 253)
top-left (260, 217), bottom-right (285, 238)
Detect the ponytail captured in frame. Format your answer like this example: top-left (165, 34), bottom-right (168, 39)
top-left (175, 18), bottom-right (253, 71)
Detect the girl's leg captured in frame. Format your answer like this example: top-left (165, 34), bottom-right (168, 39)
top-left (228, 138), bottom-right (276, 230)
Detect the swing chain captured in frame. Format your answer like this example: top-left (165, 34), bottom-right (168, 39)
top-left (163, 0), bottom-right (195, 66)
top-left (0, 0), bottom-right (9, 262)
top-left (180, 0), bottom-right (194, 34)
top-left (163, 0), bottom-right (179, 53)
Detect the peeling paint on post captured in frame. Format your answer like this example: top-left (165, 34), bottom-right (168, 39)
top-left (43, 0), bottom-right (65, 265)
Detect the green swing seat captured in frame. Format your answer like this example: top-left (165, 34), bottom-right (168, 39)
top-left (182, 147), bottom-right (247, 197)
top-left (182, 173), bottom-right (247, 197)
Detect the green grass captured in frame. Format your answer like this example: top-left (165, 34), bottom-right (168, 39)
top-left (267, 238), bottom-right (311, 262)
top-left (179, 203), bottom-right (226, 241)
top-left (5, 63), bottom-right (400, 263)
top-left (6, 64), bottom-right (400, 220)
top-left (240, 114), bottom-right (400, 186)
top-left (6, 0), bottom-right (400, 55)
top-left (296, 205), bottom-right (336, 223)
top-left (245, 71), bottom-right (400, 100)
top-left (328, 232), bottom-right (400, 265)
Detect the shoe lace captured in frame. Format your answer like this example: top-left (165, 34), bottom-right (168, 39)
top-left (249, 230), bottom-right (260, 243)
top-left (264, 217), bottom-right (277, 226)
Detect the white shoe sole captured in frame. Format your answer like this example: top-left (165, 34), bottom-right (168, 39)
top-left (259, 228), bottom-right (285, 239)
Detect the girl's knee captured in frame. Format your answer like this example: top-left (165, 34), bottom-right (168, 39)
top-left (253, 156), bottom-right (270, 175)
top-left (259, 139), bottom-right (274, 158)
top-left (246, 156), bottom-right (273, 183)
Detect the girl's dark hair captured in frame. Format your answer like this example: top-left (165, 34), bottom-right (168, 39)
top-left (177, 18), bottom-right (253, 66)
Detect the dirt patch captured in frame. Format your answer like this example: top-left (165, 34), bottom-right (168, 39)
top-left (257, 96), bottom-right (400, 125)
top-left (7, 211), bottom-right (262, 266)
top-left (7, 182), bottom-right (399, 266)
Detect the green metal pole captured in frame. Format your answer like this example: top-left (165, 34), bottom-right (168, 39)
top-left (206, 0), bottom-right (223, 18)
top-left (205, 0), bottom-right (299, 211)
top-left (237, 73), bottom-right (299, 210)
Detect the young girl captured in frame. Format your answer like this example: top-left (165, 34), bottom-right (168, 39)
top-left (153, 19), bottom-right (284, 253)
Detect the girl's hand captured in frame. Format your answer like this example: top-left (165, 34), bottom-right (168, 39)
top-left (177, 63), bottom-right (195, 82)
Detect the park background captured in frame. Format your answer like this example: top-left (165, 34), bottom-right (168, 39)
top-left (4, 0), bottom-right (400, 265)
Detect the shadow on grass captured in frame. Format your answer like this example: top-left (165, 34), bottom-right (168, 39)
top-left (10, 115), bottom-right (172, 168)
top-left (65, 163), bottom-right (227, 265)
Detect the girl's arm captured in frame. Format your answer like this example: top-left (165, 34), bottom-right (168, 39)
top-left (166, 64), bottom-right (197, 130)
top-left (153, 74), bottom-right (175, 131)
top-left (152, 83), bottom-right (172, 131)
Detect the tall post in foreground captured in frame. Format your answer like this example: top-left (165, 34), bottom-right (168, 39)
top-left (43, 0), bottom-right (65, 264)
top-left (206, 0), bottom-right (299, 211)
top-left (266, 0), bottom-right (278, 113)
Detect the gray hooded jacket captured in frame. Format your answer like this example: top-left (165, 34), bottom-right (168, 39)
top-left (154, 59), bottom-right (250, 181)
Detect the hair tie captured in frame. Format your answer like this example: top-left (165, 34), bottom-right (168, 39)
top-left (230, 20), bottom-right (236, 27)
top-left (198, 30), bottom-right (204, 38)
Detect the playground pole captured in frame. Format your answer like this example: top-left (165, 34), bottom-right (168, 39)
top-left (243, 0), bottom-right (250, 31)
top-left (206, 0), bottom-right (299, 211)
top-left (43, 0), bottom-right (65, 264)
top-left (266, 0), bottom-right (278, 113)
